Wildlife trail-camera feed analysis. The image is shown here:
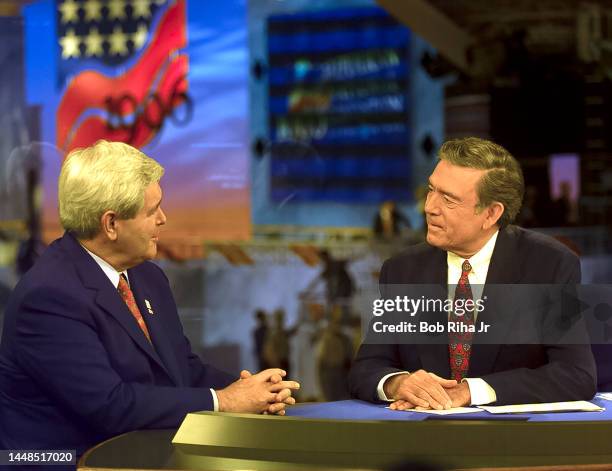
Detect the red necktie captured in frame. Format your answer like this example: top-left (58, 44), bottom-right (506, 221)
top-left (117, 274), bottom-right (151, 342)
top-left (448, 260), bottom-right (474, 381)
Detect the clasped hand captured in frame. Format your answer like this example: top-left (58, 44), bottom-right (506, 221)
top-left (384, 370), bottom-right (471, 411)
top-left (216, 368), bottom-right (300, 415)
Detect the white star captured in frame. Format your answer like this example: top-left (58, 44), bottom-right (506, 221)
top-left (58, 0), bottom-right (80, 24)
top-left (132, 24), bottom-right (148, 50)
top-left (59, 29), bottom-right (80, 58)
top-left (108, 0), bottom-right (126, 20)
top-left (84, 27), bottom-right (104, 57)
top-left (132, 0), bottom-right (151, 19)
top-left (108, 26), bottom-right (128, 56)
top-left (83, 0), bottom-right (103, 22)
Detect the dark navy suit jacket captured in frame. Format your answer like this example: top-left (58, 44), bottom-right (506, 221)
top-left (0, 232), bottom-right (233, 456)
top-left (349, 226), bottom-right (597, 405)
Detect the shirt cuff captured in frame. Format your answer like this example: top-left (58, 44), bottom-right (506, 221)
top-left (210, 388), bottom-right (219, 411)
top-left (377, 371), bottom-right (410, 402)
top-left (462, 377), bottom-right (497, 405)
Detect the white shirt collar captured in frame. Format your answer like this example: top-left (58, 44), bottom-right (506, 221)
top-left (447, 230), bottom-right (499, 279)
top-left (447, 230), bottom-right (499, 310)
top-left (80, 244), bottom-right (128, 289)
top-left (446, 231), bottom-right (499, 318)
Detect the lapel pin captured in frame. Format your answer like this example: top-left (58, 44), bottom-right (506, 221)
top-left (145, 299), bottom-right (154, 315)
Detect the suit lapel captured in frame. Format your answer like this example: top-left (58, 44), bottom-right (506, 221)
top-left (482, 226), bottom-right (522, 286)
top-left (62, 233), bottom-right (172, 378)
top-left (416, 248), bottom-right (451, 378)
top-left (92, 283), bottom-right (164, 364)
top-left (128, 270), bottom-right (182, 386)
top-left (468, 226), bottom-right (522, 377)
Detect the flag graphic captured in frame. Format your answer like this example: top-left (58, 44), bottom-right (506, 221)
top-left (55, 0), bottom-right (188, 153)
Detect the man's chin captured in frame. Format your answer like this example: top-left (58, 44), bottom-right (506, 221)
top-left (426, 231), bottom-right (444, 248)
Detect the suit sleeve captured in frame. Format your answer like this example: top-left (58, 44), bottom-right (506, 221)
top-left (481, 252), bottom-right (597, 404)
top-left (348, 259), bottom-right (415, 402)
top-left (13, 286), bottom-right (218, 437)
top-left (182, 335), bottom-right (234, 389)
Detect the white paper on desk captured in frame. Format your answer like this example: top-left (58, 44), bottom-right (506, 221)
top-left (398, 407), bottom-right (481, 415)
top-left (478, 400), bottom-right (603, 414)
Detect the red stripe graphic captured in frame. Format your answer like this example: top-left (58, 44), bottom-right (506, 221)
top-left (66, 54), bottom-right (188, 151)
top-left (56, 0), bottom-right (187, 153)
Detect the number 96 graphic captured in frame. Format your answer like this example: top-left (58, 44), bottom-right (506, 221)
top-left (104, 75), bottom-right (193, 144)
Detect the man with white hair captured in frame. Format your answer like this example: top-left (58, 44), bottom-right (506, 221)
top-left (0, 140), bottom-right (299, 457)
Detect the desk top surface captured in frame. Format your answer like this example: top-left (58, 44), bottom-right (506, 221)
top-left (286, 396), bottom-right (612, 422)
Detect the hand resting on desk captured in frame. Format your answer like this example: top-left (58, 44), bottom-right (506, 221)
top-left (216, 368), bottom-right (300, 415)
top-left (384, 370), bottom-right (471, 410)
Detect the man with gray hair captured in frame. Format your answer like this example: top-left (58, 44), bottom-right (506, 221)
top-left (0, 140), bottom-right (299, 457)
top-left (349, 137), bottom-right (596, 410)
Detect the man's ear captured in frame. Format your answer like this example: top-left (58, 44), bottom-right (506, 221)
top-left (100, 211), bottom-right (118, 241)
top-left (483, 202), bottom-right (504, 230)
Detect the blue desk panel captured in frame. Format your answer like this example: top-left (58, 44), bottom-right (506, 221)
top-left (287, 397), bottom-right (612, 422)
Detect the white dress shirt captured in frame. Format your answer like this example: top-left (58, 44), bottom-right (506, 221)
top-left (81, 244), bottom-right (220, 411)
top-left (377, 231), bottom-right (499, 406)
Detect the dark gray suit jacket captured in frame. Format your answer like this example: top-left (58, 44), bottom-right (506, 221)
top-left (349, 226), bottom-right (597, 405)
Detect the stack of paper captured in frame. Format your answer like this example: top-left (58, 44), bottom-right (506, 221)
top-left (478, 401), bottom-right (603, 414)
top-left (390, 401), bottom-right (603, 415)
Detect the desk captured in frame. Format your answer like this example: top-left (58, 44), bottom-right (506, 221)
top-left (79, 398), bottom-right (612, 470)
top-left (287, 397), bottom-right (612, 422)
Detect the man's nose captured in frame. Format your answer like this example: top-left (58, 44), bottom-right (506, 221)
top-left (158, 208), bottom-right (167, 225)
top-left (424, 192), bottom-right (440, 215)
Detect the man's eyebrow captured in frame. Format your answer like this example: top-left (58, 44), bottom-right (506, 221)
top-left (428, 179), bottom-right (461, 201)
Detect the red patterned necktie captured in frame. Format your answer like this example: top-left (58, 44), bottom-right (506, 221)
top-left (117, 274), bottom-right (151, 342)
top-left (448, 259), bottom-right (474, 381)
